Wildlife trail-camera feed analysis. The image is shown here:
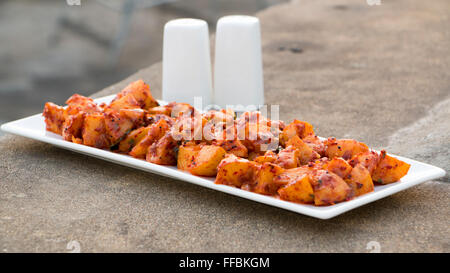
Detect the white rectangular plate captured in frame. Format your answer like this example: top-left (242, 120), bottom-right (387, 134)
top-left (1, 95), bottom-right (446, 219)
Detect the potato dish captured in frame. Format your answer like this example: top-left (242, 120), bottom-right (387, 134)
top-left (43, 80), bottom-right (410, 206)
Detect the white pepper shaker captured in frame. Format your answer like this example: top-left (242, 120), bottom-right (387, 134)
top-left (214, 15), bottom-right (264, 109)
top-left (162, 19), bottom-right (213, 106)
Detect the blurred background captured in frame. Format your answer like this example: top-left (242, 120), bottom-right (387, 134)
top-left (0, 0), bottom-right (288, 131)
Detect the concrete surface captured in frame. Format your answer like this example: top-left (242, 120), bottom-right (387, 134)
top-left (1, 0), bottom-right (449, 252)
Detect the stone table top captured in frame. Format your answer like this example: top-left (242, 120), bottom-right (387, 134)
top-left (1, 0), bottom-right (449, 252)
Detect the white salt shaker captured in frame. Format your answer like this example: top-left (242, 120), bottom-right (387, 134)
top-left (162, 19), bottom-right (213, 106)
top-left (214, 15), bottom-right (264, 109)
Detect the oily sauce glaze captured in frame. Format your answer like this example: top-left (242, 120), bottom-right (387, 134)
top-left (42, 80), bottom-right (410, 206)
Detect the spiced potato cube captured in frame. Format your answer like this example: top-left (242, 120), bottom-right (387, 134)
top-left (43, 102), bottom-right (65, 135)
top-left (325, 138), bottom-right (369, 160)
top-left (62, 112), bottom-right (84, 141)
top-left (189, 145), bottom-right (226, 177)
top-left (275, 146), bottom-right (300, 169)
top-left (215, 154), bottom-right (258, 188)
top-left (129, 119), bottom-right (170, 158)
top-left (280, 119), bottom-right (314, 146)
top-left (323, 157), bottom-right (353, 179)
top-left (286, 135), bottom-right (320, 165)
top-left (349, 151), bottom-right (379, 175)
top-left (277, 174), bottom-right (314, 204)
top-left (118, 126), bottom-right (151, 153)
top-left (146, 133), bottom-right (178, 165)
top-left (177, 143), bottom-right (202, 171)
top-left (345, 164), bottom-right (374, 196)
top-left (371, 150), bottom-right (411, 184)
top-left (252, 163), bottom-right (285, 195)
top-left (310, 170), bottom-right (352, 206)
top-left (82, 113), bottom-right (110, 148)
